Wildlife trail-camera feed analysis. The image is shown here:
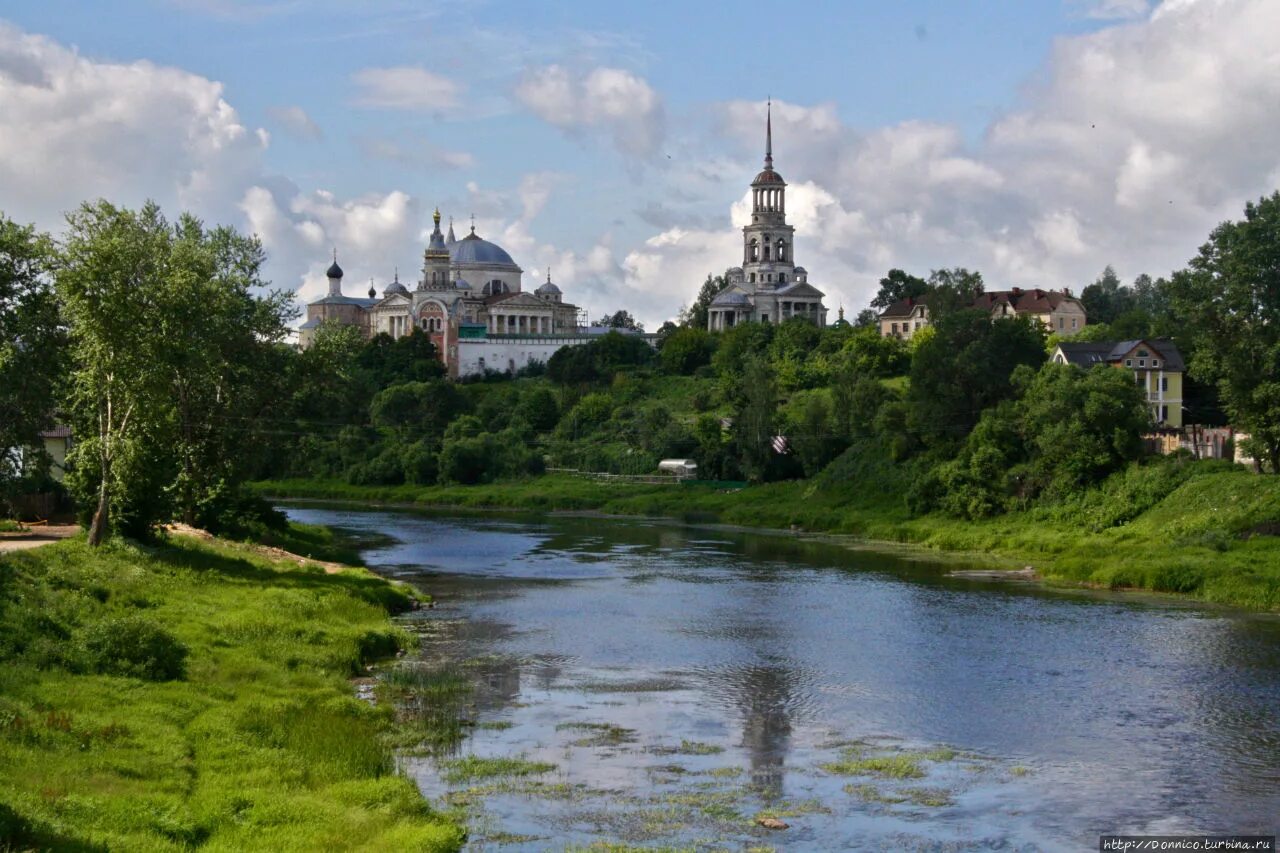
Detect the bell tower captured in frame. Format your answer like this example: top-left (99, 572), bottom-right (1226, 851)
top-left (419, 208), bottom-right (451, 291)
top-left (741, 100), bottom-right (796, 292)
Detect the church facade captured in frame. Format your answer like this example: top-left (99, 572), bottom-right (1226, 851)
top-left (708, 103), bottom-right (828, 330)
top-left (299, 210), bottom-right (588, 378)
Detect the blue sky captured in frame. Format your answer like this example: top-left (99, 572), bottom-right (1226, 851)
top-left (2, 0), bottom-right (1277, 325)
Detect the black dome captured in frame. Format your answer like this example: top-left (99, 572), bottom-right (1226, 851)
top-left (326, 261), bottom-right (344, 278)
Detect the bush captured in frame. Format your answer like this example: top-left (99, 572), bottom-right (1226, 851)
top-left (78, 615), bottom-right (188, 681)
top-left (400, 441), bottom-right (438, 485)
top-left (660, 327), bottom-right (716, 375)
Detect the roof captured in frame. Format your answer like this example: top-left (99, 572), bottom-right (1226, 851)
top-left (310, 294), bottom-right (378, 307)
top-left (326, 260), bottom-right (343, 278)
top-left (878, 296), bottom-right (925, 318)
top-left (711, 290), bottom-right (751, 306)
top-left (971, 288), bottom-right (1083, 315)
top-left (774, 281), bottom-right (824, 298)
top-left (1056, 339), bottom-right (1185, 371)
top-left (450, 231), bottom-right (518, 267)
top-left (536, 280), bottom-right (561, 294)
top-left (752, 168), bottom-right (786, 186)
top-left (40, 425), bottom-right (72, 439)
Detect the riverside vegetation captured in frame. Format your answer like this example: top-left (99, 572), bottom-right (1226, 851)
top-left (0, 529), bottom-right (464, 851)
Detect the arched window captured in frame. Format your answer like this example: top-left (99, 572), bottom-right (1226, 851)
top-left (763, 243), bottom-right (771, 261)
top-left (749, 273), bottom-right (756, 283)
top-left (483, 279), bottom-right (507, 297)
top-left (779, 273), bottom-right (787, 283)
top-left (748, 239), bottom-right (758, 262)
top-left (777, 240), bottom-right (786, 262)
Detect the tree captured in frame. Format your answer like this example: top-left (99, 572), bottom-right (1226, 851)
top-left (729, 354), bottom-right (778, 482)
top-left (57, 201), bottom-right (294, 543)
top-left (870, 268), bottom-right (928, 310)
top-left (1168, 192), bottom-right (1280, 471)
top-left (0, 215), bottom-right (64, 504)
top-left (659, 326), bottom-right (716, 375)
top-left (838, 327), bottom-right (909, 378)
top-left (594, 309), bottom-right (643, 332)
top-left (853, 309), bottom-right (879, 329)
top-left (683, 274), bottom-right (727, 329)
top-left (1017, 362), bottom-right (1150, 497)
top-left (923, 268), bottom-right (984, 317)
top-left (1079, 266), bottom-right (1134, 326)
top-left (908, 310), bottom-right (1046, 448)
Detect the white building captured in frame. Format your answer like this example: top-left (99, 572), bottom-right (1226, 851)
top-left (708, 102), bottom-right (828, 330)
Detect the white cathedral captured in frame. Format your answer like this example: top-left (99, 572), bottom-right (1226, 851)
top-left (708, 102), bottom-right (828, 330)
top-left (299, 101), bottom-right (826, 376)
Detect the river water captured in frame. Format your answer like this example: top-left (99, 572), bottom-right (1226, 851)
top-left (283, 504), bottom-right (1280, 852)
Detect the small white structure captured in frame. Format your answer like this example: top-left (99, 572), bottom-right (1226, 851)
top-left (658, 459), bottom-right (698, 479)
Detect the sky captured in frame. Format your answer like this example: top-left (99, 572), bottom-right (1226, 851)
top-left (2, 0), bottom-right (1279, 328)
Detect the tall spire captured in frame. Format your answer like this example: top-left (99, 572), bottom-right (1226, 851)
top-left (764, 96), bottom-right (773, 171)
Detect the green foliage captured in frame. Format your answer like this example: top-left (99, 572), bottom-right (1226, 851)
top-left (1169, 191), bottom-right (1280, 472)
top-left (0, 214), bottom-right (64, 508)
top-left (660, 326), bottom-right (717, 375)
top-left (908, 309), bottom-right (1046, 448)
top-left (77, 614), bottom-right (189, 681)
top-left (682, 273), bottom-right (727, 329)
top-left (870, 268), bottom-right (928, 310)
top-left (56, 201), bottom-right (295, 542)
top-left (514, 386), bottom-right (560, 432)
top-left (0, 535), bottom-right (462, 850)
top-left (547, 332), bottom-right (654, 384)
top-left (838, 327), bottom-right (909, 378)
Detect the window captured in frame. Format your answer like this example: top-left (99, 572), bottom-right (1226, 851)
top-left (763, 243), bottom-right (771, 260)
top-left (1071, 318), bottom-right (1078, 329)
top-left (779, 273), bottom-right (786, 283)
top-left (1161, 405), bottom-right (1168, 422)
top-left (1138, 359), bottom-right (1145, 367)
top-left (891, 323), bottom-right (899, 334)
top-left (749, 239), bottom-right (758, 262)
top-left (1161, 377), bottom-right (1168, 392)
top-left (1138, 349), bottom-right (1149, 358)
top-left (1125, 359), bottom-right (1132, 367)
top-left (777, 240), bottom-right (787, 261)
top-left (1152, 359), bottom-right (1160, 368)
top-left (1056, 354), bottom-right (1065, 364)
top-left (915, 321), bottom-right (922, 330)
top-left (1058, 316), bottom-right (1064, 329)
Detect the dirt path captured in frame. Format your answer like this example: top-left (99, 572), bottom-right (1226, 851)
top-left (163, 522), bottom-right (352, 573)
top-left (0, 524), bottom-right (80, 554)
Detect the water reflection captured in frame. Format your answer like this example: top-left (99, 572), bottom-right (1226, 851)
top-left (285, 504), bottom-right (1280, 848)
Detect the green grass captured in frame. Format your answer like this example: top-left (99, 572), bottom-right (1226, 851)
top-left (254, 460), bottom-right (1280, 610)
top-left (0, 520), bottom-right (25, 533)
top-left (438, 755), bottom-right (556, 784)
top-left (0, 534), bottom-right (462, 852)
top-left (820, 754), bottom-right (926, 779)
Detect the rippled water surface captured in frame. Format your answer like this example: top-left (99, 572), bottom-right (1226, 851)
top-left (284, 505), bottom-right (1280, 851)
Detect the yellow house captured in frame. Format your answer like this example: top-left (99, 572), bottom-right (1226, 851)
top-left (1051, 339), bottom-right (1185, 428)
top-left (39, 426), bottom-right (73, 482)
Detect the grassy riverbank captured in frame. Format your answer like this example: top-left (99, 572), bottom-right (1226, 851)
top-left (253, 463), bottom-right (1280, 610)
top-left (0, 531), bottom-right (464, 852)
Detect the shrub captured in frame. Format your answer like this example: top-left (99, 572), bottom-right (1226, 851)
top-left (78, 615), bottom-right (188, 681)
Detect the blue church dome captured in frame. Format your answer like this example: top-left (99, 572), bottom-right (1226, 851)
top-left (450, 231), bottom-right (517, 267)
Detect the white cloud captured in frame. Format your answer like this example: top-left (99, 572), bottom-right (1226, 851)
top-left (351, 66), bottom-right (461, 111)
top-left (0, 22), bottom-right (266, 231)
top-left (266, 104), bottom-right (321, 140)
top-left (515, 64), bottom-right (665, 161)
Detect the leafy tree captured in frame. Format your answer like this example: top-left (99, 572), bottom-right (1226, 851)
top-left (659, 326), bottom-right (716, 375)
top-left (683, 274), bottom-right (727, 329)
top-left (908, 310), bottom-right (1046, 448)
top-left (1079, 266), bottom-right (1133, 325)
top-left (547, 332), bottom-right (653, 384)
top-left (514, 386), bottom-right (560, 432)
top-left (594, 309), bottom-right (643, 331)
top-left (923, 268), bottom-right (985, 317)
top-left (370, 380), bottom-right (466, 440)
top-left (711, 321), bottom-right (773, 383)
top-left (838, 327), bottom-right (909, 378)
top-left (0, 215), bottom-right (64, 504)
top-left (853, 309), bottom-right (879, 328)
top-left (1168, 192), bottom-right (1280, 471)
top-left (729, 355), bottom-right (779, 481)
top-left (870, 268), bottom-right (928, 310)
top-left (1017, 362), bottom-right (1150, 497)
top-left (57, 201), bottom-right (294, 542)
top-left (357, 330), bottom-right (445, 389)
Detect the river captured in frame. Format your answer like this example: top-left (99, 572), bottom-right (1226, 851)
top-left (283, 504), bottom-right (1280, 851)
